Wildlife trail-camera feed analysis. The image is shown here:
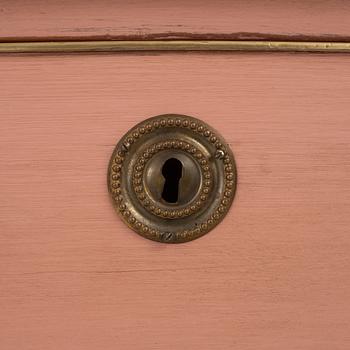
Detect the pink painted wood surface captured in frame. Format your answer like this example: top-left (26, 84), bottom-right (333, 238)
top-left (1, 0), bottom-right (350, 41)
top-left (0, 53), bottom-right (350, 349)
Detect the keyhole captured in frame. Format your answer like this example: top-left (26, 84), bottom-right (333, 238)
top-left (161, 158), bottom-right (183, 203)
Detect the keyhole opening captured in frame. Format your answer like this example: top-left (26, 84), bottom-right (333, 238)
top-left (161, 158), bottom-right (183, 203)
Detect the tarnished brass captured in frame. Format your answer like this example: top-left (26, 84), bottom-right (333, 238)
top-left (1, 40), bottom-right (350, 54)
top-left (108, 114), bottom-right (237, 243)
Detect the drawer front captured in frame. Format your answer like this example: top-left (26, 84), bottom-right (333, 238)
top-left (1, 53), bottom-right (349, 350)
top-left (1, 2), bottom-right (350, 349)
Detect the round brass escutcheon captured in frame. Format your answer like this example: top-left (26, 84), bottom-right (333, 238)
top-left (107, 114), bottom-right (237, 243)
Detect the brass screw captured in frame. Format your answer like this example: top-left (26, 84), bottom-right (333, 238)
top-left (161, 232), bottom-right (174, 242)
top-left (215, 149), bottom-right (225, 159)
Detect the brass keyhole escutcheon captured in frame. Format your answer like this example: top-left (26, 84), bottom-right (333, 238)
top-left (108, 114), bottom-right (237, 243)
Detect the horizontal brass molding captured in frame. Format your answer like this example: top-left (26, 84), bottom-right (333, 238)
top-left (0, 40), bottom-right (350, 53)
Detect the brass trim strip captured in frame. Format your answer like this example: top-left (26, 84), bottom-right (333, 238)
top-left (1, 40), bottom-right (350, 53)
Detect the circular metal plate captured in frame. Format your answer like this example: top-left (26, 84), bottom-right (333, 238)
top-left (108, 114), bottom-right (237, 243)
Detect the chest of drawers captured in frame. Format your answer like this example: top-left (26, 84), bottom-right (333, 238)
top-left (1, 2), bottom-right (350, 349)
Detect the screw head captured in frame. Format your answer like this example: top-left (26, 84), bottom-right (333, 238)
top-left (215, 149), bottom-right (225, 160)
top-left (161, 232), bottom-right (174, 242)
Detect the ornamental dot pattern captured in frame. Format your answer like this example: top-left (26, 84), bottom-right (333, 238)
top-left (108, 115), bottom-right (236, 243)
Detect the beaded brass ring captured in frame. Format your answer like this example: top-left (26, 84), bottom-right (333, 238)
top-left (108, 114), bottom-right (237, 243)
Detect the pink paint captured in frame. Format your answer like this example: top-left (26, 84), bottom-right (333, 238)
top-left (1, 1), bottom-right (350, 41)
top-left (0, 53), bottom-right (350, 348)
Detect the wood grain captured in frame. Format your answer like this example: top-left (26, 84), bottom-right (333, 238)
top-left (0, 52), bottom-right (350, 349)
top-left (1, 0), bottom-right (350, 41)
